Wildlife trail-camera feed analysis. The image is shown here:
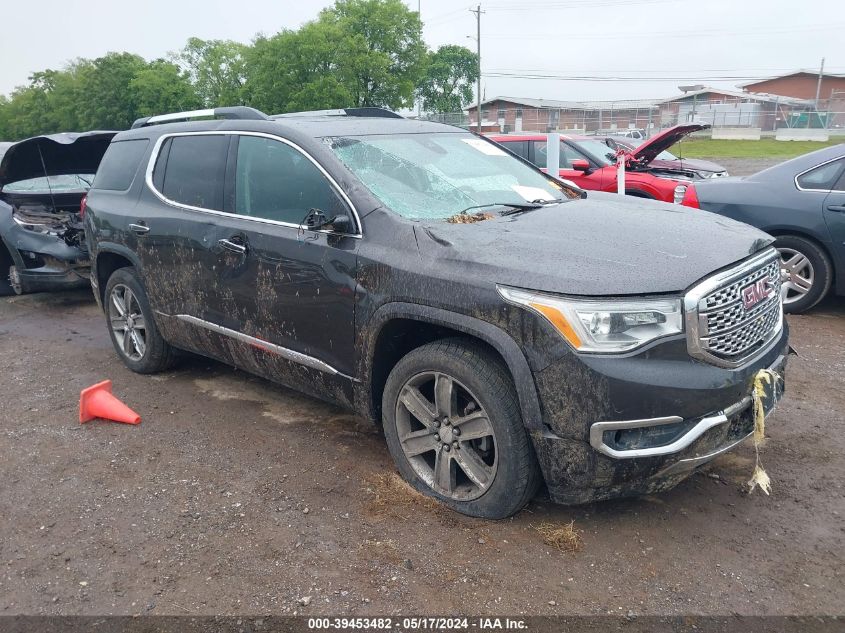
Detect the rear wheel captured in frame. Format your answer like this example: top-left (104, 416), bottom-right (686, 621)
top-left (382, 338), bottom-right (540, 519)
top-left (104, 267), bottom-right (176, 373)
top-left (775, 235), bottom-right (832, 314)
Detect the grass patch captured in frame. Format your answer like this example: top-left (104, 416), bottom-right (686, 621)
top-left (363, 472), bottom-right (441, 519)
top-left (534, 520), bottom-right (582, 553)
top-left (670, 138), bottom-right (842, 160)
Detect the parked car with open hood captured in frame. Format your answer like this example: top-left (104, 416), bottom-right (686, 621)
top-left (601, 135), bottom-right (729, 180)
top-left (680, 144), bottom-right (845, 313)
top-left (489, 124), bottom-right (709, 203)
top-left (0, 131), bottom-right (116, 295)
top-left (592, 128), bottom-right (645, 140)
top-left (85, 107), bottom-right (787, 518)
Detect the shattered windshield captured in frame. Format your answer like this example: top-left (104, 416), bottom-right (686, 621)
top-left (326, 133), bottom-right (576, 220)
top-left (2, 174), bottom-right (94, 193)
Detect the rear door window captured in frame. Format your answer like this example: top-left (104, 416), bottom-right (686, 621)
top-left (156, 135), bottom-right (228, 211)
top-left (93, 139), bottom-right (149, 191)
top-left (234, 135), bottom-right (347, 225)
top-left (496, 140), bottom-right (528, 160)
top-left (532, 140), bottom-right (589, 169)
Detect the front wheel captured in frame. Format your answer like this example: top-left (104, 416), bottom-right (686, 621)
top-left (775, 235), bottom-right (832, 314)
top-left (104, 267), bottom-right (176, 373)
top-left (382, 339), bottom-right (540, 519)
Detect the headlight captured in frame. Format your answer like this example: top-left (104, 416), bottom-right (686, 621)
top-left (498, 286), bottom-right (683, 353)
top-left (673, 184), bottom-right (687, 204)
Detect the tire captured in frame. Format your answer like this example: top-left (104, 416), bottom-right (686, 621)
top-left (0, 247), bottom-right (15, 297)
top-left (775, 235), bottom-right (833, 314)
top-left (381, 338), bottom-right (541, 519)
top-left (104, 267), bottom-right (176, 373)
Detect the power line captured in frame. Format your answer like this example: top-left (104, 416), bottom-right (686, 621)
top-left (484, 23), bottom-right (845, 40)
top-left (423, 4), bottom-right (474, 26)
top-left (486, 66), bottom-right (845, 74)
top-left (484, 0), bottom-right (681, 9)
top-left (482, 72), bottom-right (828, 82)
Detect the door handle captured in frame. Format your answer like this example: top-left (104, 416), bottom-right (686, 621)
top-left (826, 204), bottom-right (845, 213)
top-left (128, 223), bottom-right (150, 235)
top-left (218, 238), bottom-right (247, 255)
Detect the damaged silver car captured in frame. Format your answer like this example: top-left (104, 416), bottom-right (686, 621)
top-left (0, 132), bottom-right (115, 295)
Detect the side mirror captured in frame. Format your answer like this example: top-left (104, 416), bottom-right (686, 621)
top-left (571, 159), bottom-right (591, 172)
top-left (304, 208), bottom-right (352, 233)
top-left (325, 214), bottom-right (352, 233)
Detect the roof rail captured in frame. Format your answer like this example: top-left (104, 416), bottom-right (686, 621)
top-left (131, 106), bottom-right (270, 129)
top-left (271, 107), bottom-right (403, 120)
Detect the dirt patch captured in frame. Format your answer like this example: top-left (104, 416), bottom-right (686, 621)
top-left (698, 157), bottom-right (782, 177)
top-left (1, 290), bottom-right (844, 616)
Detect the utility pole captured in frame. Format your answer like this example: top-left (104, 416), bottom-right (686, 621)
top-left (814, 56), bottom-right (825, 124)
top-left (417, 0), bottom-right (422, 119)
top-left (470, 4), bottom-right (483, 133)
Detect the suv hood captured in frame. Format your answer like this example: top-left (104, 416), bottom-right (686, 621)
top-left (629, 124), bottom-right (708, 165)
top-left (417, 193), bottom-right (772, 296)
top-left (0, 131), bottom-right (116, 189)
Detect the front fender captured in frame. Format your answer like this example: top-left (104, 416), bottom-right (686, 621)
top-left (358, 301), bottom-right (544, 430)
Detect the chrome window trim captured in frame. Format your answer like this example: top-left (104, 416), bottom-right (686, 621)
top-left (172, 313), bottom-right (354, 380)
top-left (794, 154), bottom-right (845, 193)
top-left (143, 130), bottom-right (363, 238)
top-left (684, 248), bottom-right (783, 369)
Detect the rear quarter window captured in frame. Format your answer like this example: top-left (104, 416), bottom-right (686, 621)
top-left (796, 158), bottom-right (844, 190)
top-left (154, 135), bottom-right (229, 211)
top-left (92, 139), bottom-right (150, 191)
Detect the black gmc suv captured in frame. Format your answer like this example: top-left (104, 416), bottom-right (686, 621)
top-left (85, 106), bottom-right (788, 518)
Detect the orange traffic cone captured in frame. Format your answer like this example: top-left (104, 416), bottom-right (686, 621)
top-left (79, 380), bottom-right (141, 425)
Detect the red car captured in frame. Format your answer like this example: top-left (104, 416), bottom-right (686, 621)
top-left (488, 124), bottom-right (706, 203)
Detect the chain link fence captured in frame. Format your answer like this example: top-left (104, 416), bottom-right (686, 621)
top-left (422, 94), bottom-right (845, 138)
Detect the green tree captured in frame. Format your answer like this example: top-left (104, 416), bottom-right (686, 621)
top-left (131, 59), bottom-right (201, 117)
top-left (0, 63), bottom-right (88, 140)
top-left (177, 37), bottom-right (248, 107)
top-left (75, 52), bottom-right (148, 129)
top-left (327, 0), bottom-right (426, 109)
top-left (0, 95), bottom-right (9, 139)
top-left (244, 24), bottom-right (352, 114)
top-left (244, 0), bottom-right (425, 113)
top-left (418, 45), bottom-right (478, 114)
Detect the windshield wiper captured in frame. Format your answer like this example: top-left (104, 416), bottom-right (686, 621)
top-left (458, 200), bottom-right (556, 216)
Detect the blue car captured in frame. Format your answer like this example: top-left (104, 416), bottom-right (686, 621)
top-left (683, 144), bottom-right (845, 313)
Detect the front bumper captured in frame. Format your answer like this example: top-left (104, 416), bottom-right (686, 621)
top-left (1, 228), bottom-right (88, 294)
top-left (528, 324), bottom-right (789, 505)
top-left (9, 258), bottom-right (90, 293)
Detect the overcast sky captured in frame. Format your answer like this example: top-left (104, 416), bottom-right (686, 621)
top-left (1, 0), bottom-right (841, 104)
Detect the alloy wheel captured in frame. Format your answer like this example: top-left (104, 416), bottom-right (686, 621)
top-left (394, 371), bottom-right (498, 501)
top-left (778, 247), bottom-right (815, 305)
top-left (108, 284), bottom-right (147, 361)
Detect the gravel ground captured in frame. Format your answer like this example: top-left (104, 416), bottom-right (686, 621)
top-left (1, 289), bottom-right (843, 617)
top-left (705, 158), bottom-right (781, 177)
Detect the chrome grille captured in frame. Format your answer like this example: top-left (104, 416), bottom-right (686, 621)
top-left (685, 250), bottom-right (783, 368)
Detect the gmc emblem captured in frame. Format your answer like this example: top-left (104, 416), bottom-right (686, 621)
top-left (741, 279), bottom-right (772, 310)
